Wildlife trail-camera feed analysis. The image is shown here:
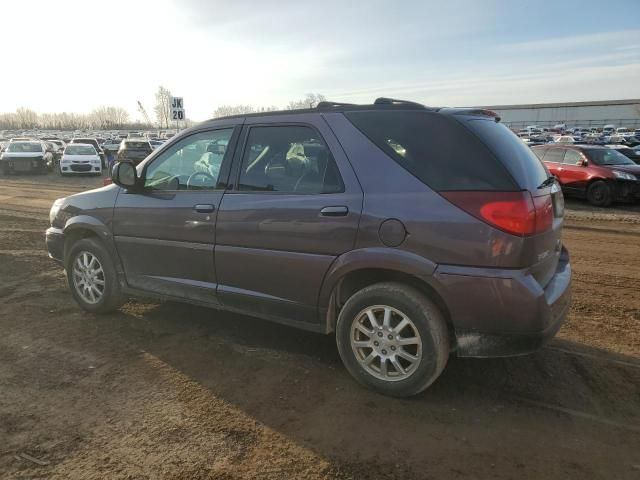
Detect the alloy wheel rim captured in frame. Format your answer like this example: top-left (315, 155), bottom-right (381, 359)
top-left (72, 251), bottom-right (105, 304)
top-left (350, 305), bottom-right (422, 382)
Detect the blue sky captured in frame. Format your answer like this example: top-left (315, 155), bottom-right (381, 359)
top-left (1, 0), bottom-right (638, 120)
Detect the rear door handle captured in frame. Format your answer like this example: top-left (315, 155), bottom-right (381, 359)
top-left (320, 206), bottom-right (348, 217)
top-left (194, 204), bottom-right (215, 213)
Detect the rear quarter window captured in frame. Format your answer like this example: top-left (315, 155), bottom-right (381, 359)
top-left (344, 111), bottom-right (518, 191)
top-left (463, 118), bottom-right (549, 190)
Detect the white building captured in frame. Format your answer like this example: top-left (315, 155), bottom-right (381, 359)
top-left (480, 99), bottom-right (640, 130)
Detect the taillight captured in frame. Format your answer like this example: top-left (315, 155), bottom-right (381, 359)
top-left (441, 191), bottom-right (553, 236)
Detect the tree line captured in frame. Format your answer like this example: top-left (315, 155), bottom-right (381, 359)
top-left (0, 90), bottom-right (328, 130)
top-left (0, 106), bottom-right (137, 131)
top-left (211, 93), bottom-right (327, 118)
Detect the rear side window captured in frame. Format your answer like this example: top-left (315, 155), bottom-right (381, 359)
top-left (532, 147), bottom-right (547, 160)
top-left (238, 126), bottom-right (344, 194)
top-left (544, 149), bottom-right (565, 163)
top-left (345, 111), bottom-right (518, 191)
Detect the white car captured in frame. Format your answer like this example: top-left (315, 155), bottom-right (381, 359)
top-left (59, 144), bottom-right (102, 176)
top-left (554, 136), bottom-right (575, 144)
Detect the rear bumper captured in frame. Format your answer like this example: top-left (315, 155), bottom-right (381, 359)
top-left (434, 247), bottom-right (572, 358)
top-left (45, 227), bottom-right (65, 264)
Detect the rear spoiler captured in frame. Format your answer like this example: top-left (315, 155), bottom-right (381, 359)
top-left (441, 108), bottom-right (501, 122)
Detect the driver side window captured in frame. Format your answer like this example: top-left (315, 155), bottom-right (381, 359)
top-left (144, 129), bottom-right (233, 191)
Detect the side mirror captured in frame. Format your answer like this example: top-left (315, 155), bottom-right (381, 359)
top-left (111, 161), bottom-right (138, 189)
top-left (576, 159), bottom-right (587, 167)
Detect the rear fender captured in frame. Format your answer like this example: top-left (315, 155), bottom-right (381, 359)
top-left (318, 247), bottom-right (437, 309)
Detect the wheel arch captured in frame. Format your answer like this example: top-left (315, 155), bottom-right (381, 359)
top-left (62, 216), bottom-right (119, 268)
top-left (318, 249), bottom-right (452, 338)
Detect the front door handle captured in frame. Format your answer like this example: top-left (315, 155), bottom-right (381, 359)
top-left (194, 204), bottom-right (215, 213)
top-left (320, 206), bottom-right (349, 217)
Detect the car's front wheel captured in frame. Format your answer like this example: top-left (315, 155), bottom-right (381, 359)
top-left (587, 180), bottom-right (612, 207)
top-left (336, 282), bottom-right (449, 397)
top-left (65, 237), bottom-right (124, 313)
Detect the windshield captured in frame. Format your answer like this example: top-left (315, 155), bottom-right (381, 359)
top-left (6, 142), bottom-right (42, 153)
top-left (586, 148), bottom-right (635, 165)
top-left (65, 145), bottom-right (96, 155)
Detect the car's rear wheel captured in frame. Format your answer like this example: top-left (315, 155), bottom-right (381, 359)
top-left (65, 237), bottom-right (124, 313)
top-left (336, 282), bottom-right (449, 397)
top-left (587, 180), bottom-right (612, 207)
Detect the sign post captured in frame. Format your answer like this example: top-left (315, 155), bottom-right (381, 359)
top-left (170, 97), bottom-right (185, 132)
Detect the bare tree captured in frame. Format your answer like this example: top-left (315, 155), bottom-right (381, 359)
top-left (0, 106), bottom-right (135, 130)
top-left (287, 93), bottom-right (326, 110)
top-left (15, 107), bottom-right (38, 129)
top-left (154, 86), bottom-right (172, 129)
top-left (212, 105), bottom-right (256, 118)
top-left (90, 106), bottom-right (130, 129)
top-left (212, 104), bottom-right (279, 118)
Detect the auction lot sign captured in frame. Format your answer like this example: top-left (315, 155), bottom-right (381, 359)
top-left (171, 97), bottom-right (185, 121)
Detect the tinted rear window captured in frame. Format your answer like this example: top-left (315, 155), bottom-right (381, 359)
top-left (345, 111), bottom-right (518, 191)
top-left (463, 118), bottom-right (549, 190)
top-left (125, 141), bottom-right (152, 150)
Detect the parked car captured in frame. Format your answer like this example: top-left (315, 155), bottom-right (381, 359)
top-left (116, 139), bottom-right (153, 165)
top-left (102, 139), bottom-right (122, 152)
top-left (45, 98), bottom-right (571, 397)
top-left (69, 138), bottom-right (105, 168)
top-left (532, 144), bottom-right (640, 206)
top-left (602, 124), bottom-right (616, 135)
top-left (59, 144), bottom-right (102, 176)
top-left (554, 136), bottom-right (575, 144)
top-left (149, 139), bottom-right (165, 150)
top-left (0, 140), bottom-right (52, 174)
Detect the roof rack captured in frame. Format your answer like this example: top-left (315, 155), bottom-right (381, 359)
top-left (316, 101), bottom-right (357, 109)
top-left (373, 97), bottom-right (425, 107)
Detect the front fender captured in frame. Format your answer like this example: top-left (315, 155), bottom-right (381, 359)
top-left (62, 216), bottom-right (121, 270)
top-left (63, 215), bottom-right (112, 242)
top-left (318, 247), bottom-right (437, 308)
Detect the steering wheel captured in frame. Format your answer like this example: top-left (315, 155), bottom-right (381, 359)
top-left (187, 171), bottom-right (215, 189)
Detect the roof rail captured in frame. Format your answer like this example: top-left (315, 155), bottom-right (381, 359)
top-left (316, 101), bottom-right (357, 109)
top-left (373, 97), bottom-right (425, 107)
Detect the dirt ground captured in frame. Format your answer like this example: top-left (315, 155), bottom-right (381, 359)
top-left (1, 174), bottom-right (639, 479)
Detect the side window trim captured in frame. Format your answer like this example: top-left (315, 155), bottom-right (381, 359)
top-left (140, 125), bottom-right (240, 192)
top-left (228, 122), bottom-right (345, 194)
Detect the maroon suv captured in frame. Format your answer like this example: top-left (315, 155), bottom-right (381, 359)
top-left (532, 144), bottom-right (640, 206)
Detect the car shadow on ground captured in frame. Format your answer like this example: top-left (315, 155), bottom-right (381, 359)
top-left (111, 300), bottom-right (640, 462)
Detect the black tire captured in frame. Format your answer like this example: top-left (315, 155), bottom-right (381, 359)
top-left (587, 180), bottom-right (612, 207)
top-left (65, 237), bottom-right (124, 313)
top-left (336, 282), bottom-right (449, 397)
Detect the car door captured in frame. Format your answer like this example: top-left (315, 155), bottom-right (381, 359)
top-left (559, 149), bottom-right (590, 193)
top-left (112, 126), bottom-right (239, 304)
top-left (215, 116), bottom-right (363, 327)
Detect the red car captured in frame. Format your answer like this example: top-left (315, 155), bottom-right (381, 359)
top-left (532, 145), bottom-right (640, 207)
